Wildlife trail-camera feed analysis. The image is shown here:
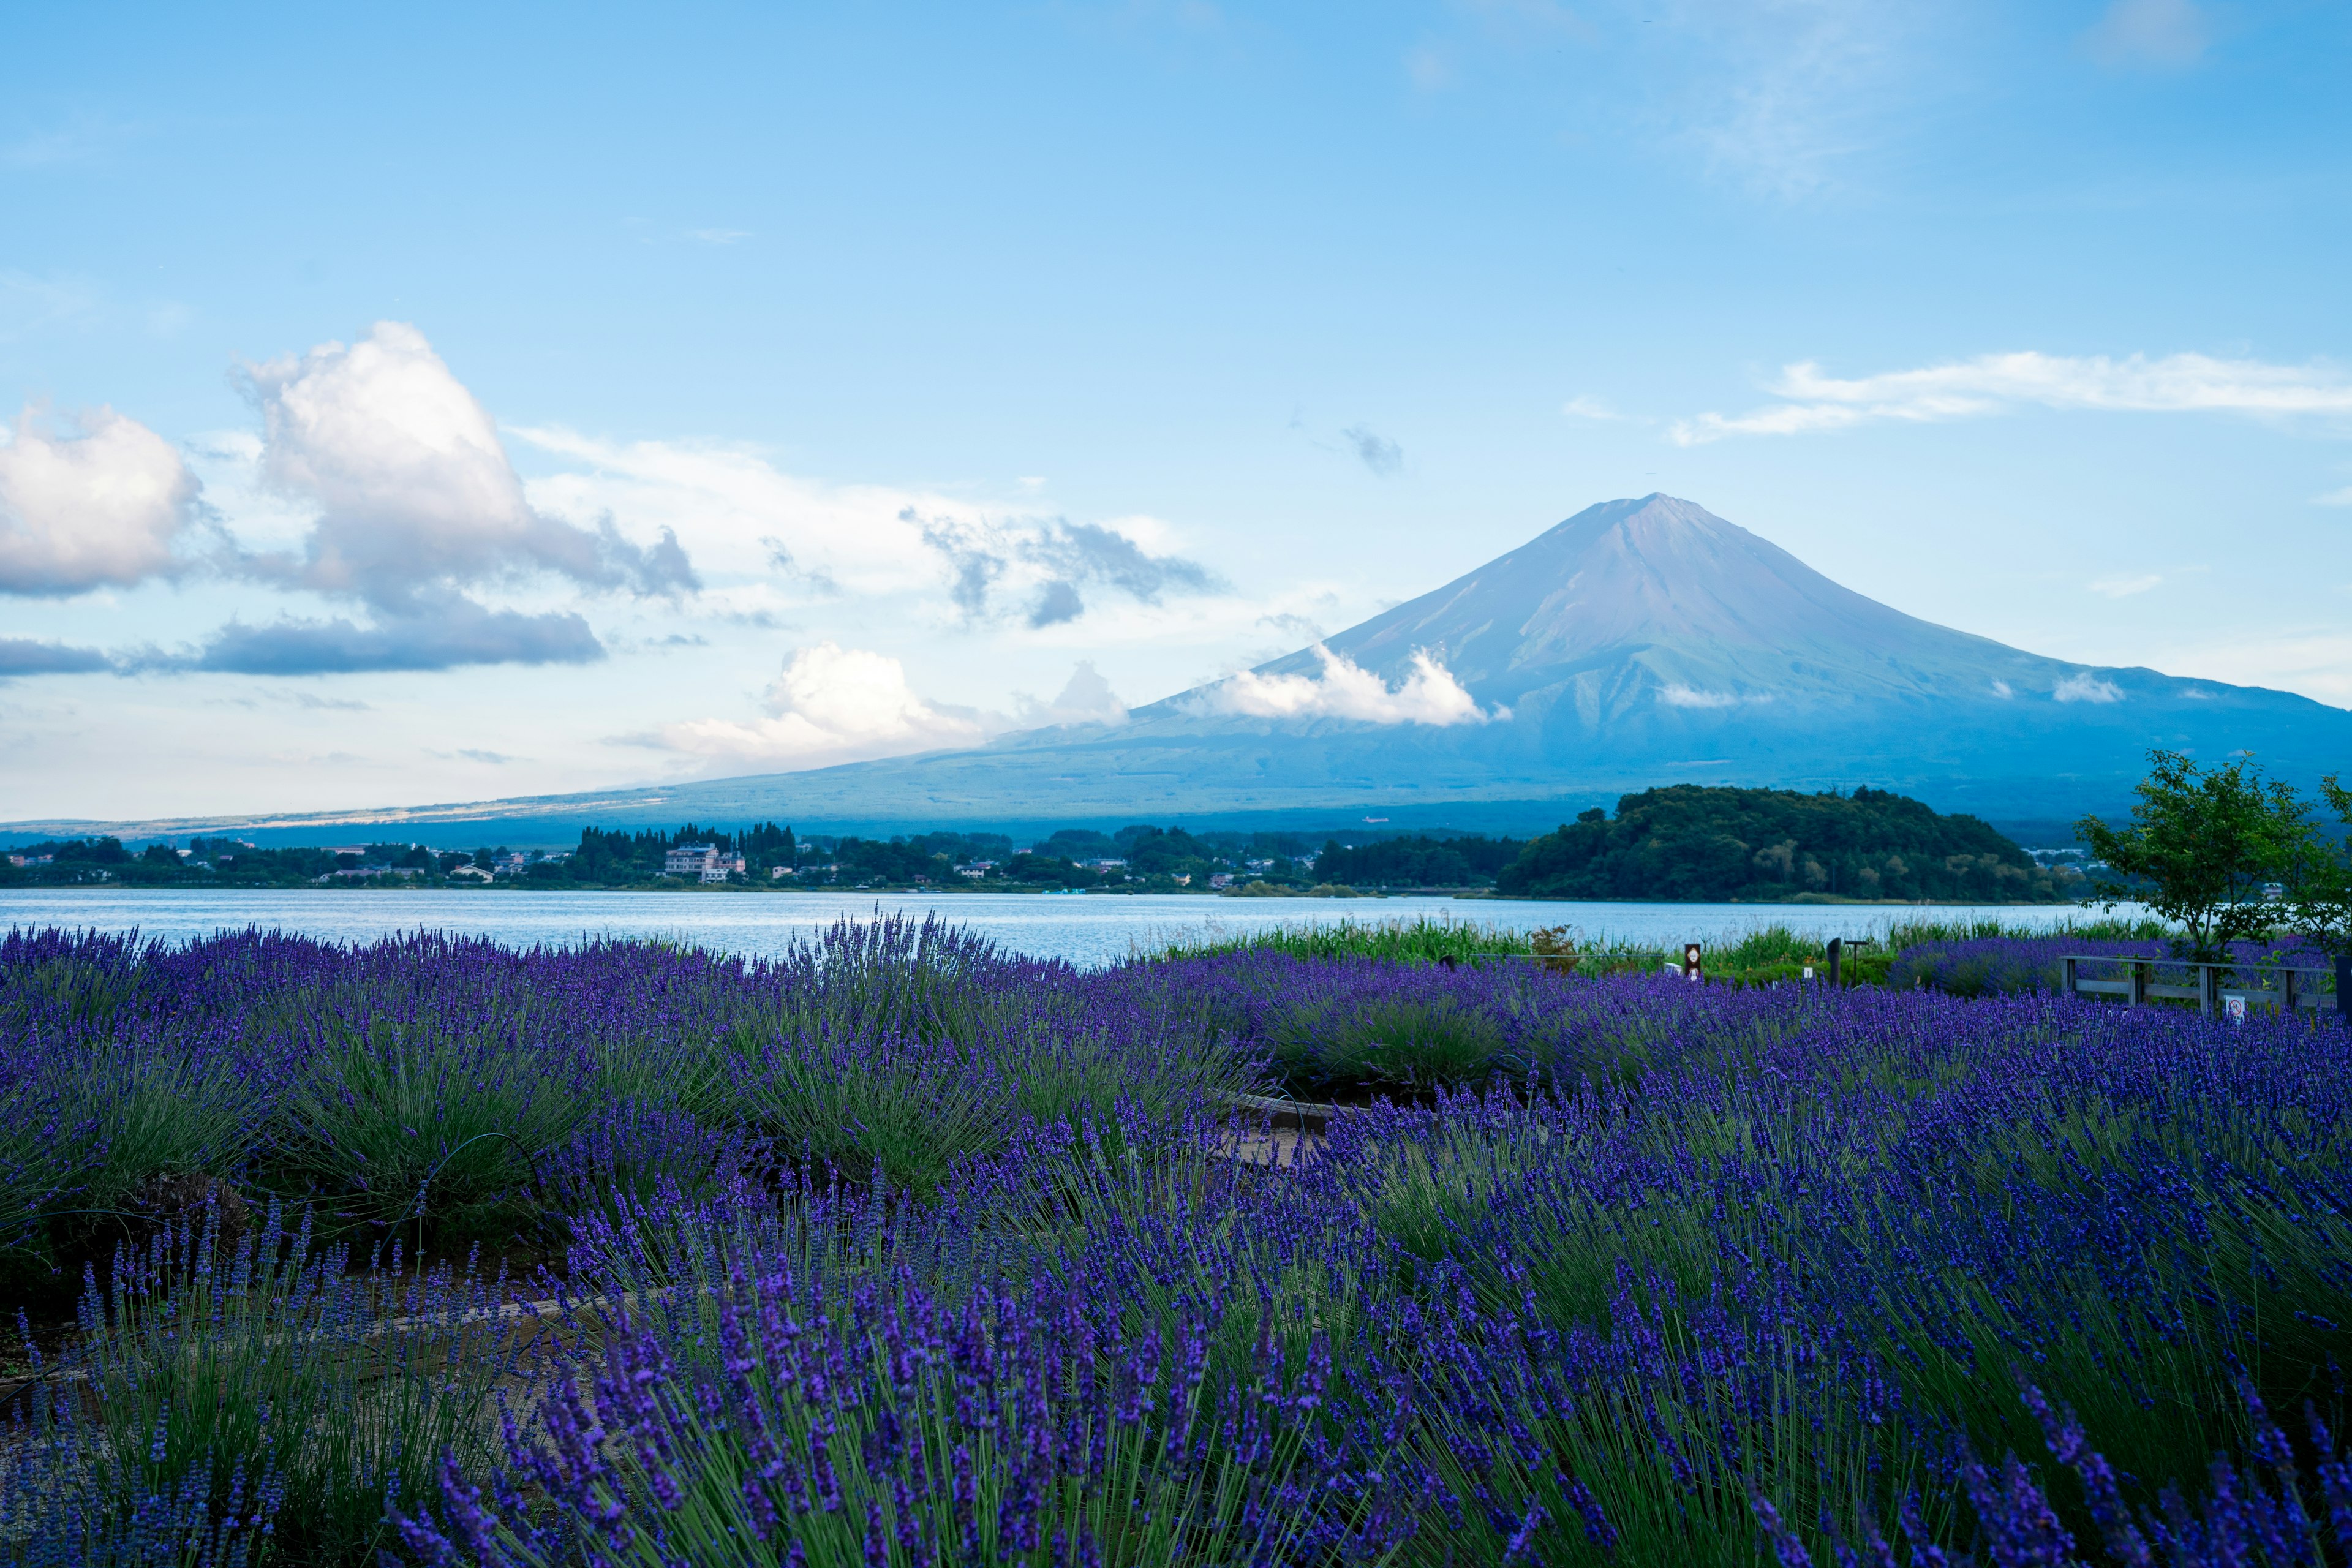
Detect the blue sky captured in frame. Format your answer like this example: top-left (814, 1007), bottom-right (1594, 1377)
top-left (2, 0), bottom-right (2348, 822)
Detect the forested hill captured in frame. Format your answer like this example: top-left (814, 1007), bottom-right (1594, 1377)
top-left (1494, 785), bottom-right (2081, 903)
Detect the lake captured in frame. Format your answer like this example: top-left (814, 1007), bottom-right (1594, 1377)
top-left (0, 888), bottom-right (2124, 970)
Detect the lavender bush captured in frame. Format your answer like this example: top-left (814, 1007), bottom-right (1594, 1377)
top-left (6, 917), bottom-right (2352, 1566)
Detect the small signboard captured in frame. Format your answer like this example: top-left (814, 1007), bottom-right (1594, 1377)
top-left (2224, 993), bottom-right (2248, 1020)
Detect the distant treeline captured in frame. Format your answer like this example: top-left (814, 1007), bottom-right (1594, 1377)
top-left (1496, 785), bottom-right (2080, 903)
top-left (1, 786), bottom-right (2078, 902)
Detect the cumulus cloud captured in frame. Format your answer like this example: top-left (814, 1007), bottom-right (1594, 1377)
top-left (235, 323), bottom-right (696, 611)
top-left (154, 597), bottom-right (605, 676)
top-left (2084, 0), bottom-right (2208, 68)
top-left (1202, 645), bottom-right (1491, 726)
top-left (0, 636), bottom-right (111, 676)
top-left (0, 404), bottom-right (199, 595)
top-left (915, 512), bottom-right (1221, 628)
top-left (654, 642), bottom-right (990, 767)
top-left (1670, 352), bottom-right (2352, 444)
top-left (1020, 661), bottom-right (1130, 728)
top-left (1341, 425), bottom-right (1404, 477)
top-left (2053, 672), bottom-right (2125, 704)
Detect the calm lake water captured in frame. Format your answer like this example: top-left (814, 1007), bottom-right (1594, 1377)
top-left (0, 888), bottom-right (2121, 970)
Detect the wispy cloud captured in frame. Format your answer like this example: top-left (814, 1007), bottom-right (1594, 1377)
top-left (2089, 573), bottom-right (2163, 598)
top-left (686, 228), bottom-right (749, 245)
top-left (2, 114), bottom-right (137, 169)
top-left (1671, 351), bottom-right (2352, 443)
top-left (2083, 0), bottom-right (2208, 69)
top-left (0, 637), bottom-right (111, 676)
top-left (1560, 396), bottom-right (1626, 421)
top-left (2053, 672), bottom-right (2125, 704)
top-left (153, 599), bottom-right (606, 676)
top-left (1341, 424), bottom-right (1403, 477)
top-left (2313, 485), bottom-right (2352, 507)
top-left (914, 512), bottom-right (1221, 629)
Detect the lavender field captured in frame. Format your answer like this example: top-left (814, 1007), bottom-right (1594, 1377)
top-left (4, 916), bottom-right (2352, 1567)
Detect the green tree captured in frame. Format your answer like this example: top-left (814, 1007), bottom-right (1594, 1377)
top-left (2075, 749), bottom-right (2304, 963)
top-left (2280, 774), bottom-right (2352, 960)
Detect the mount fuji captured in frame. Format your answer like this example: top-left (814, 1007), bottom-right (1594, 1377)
top-left (18, 496), bottom-right (2348, 842)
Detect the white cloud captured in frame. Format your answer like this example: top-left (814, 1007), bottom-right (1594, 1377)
top-left (2149, 630), bottom-right (2352, 708)
top-left (514, 426), bottom-right (967, 595)
top-left (1019, 661), bottom-right (1131, 728)
top-left (1560, 395), bottom-right (1624, 421)
top-left (0, 404), bottom-right (198, 595)
top-left (2314, 486), bottom-right (2352, 507)
top-left (2089, 573), bottom-right (2162, 598)
top-left (654, 641), bottom-right (991, 766)
top-left (1670, 351), bottom-right (2352, 444)
top-left (1989, 680), bottom-right (2014, 699)
top-left (2053, 672), bottom-right (2125, 704)
top-left (238, 322), bottom-right (693, 606)
top-left (1202, 644), bottom-right (1490, 726)
top-left (2084, 0), bottom-right (2208, 69)
top-left (686, 228), bottom-right (749, 245)
top-left (1658, 683), bottom-right (1746, 708)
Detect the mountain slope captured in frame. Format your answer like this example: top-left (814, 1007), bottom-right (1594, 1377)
top-left (10, 496), bottom-right (2346, 842)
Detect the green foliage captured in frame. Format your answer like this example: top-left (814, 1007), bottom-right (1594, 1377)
top-left (1266, 994), bottom-right (1520, 1095)
top-left (1498, 784), bottom-right (2074, 903)
top-left (1144, 914), bottom-right (1538, 963)
top-left (1310, 833), bottom-right (1524, 888)
top-left (2281, 774), bottom-right (2352, 959)
top-left (267, 1012), bottom-right (591, 1240)
top-left (13, 1204), bottom-right (528, 1565)
top-left (2077, 748), bottom-right (2307, 962)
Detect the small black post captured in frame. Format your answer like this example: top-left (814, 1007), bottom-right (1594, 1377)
top-left (1439, 955), bottom-right (1458, 973)
top-left (1828, 937), bottom-right (1844, 989)
top-left (2337, 954), bottom-right (2352, 1021)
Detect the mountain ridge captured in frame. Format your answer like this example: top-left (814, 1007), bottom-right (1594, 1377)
top-left (7, 495), bottom-right (2345, 844)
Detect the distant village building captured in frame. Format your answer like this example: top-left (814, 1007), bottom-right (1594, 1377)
top-left (1207, 873), bottom-right (1235, 888)
top-left (664, 843), bottom-right (744, 883)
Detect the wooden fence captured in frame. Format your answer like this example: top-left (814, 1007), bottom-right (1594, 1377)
top-left (2063, 954), bottom-right (2350, 1017)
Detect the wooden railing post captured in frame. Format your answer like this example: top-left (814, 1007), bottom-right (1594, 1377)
top-left (2132, 960), bottom-right (2149, 1008)
top-left (2338, 955), bottom-right (2352, 1019)
top-left (2199, 963), bottom-right (2220, 1017)
top-left (2064, 956), bottom-right (2078, 1000)
top-left (1828, 937), bottom-right (1844, 989)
